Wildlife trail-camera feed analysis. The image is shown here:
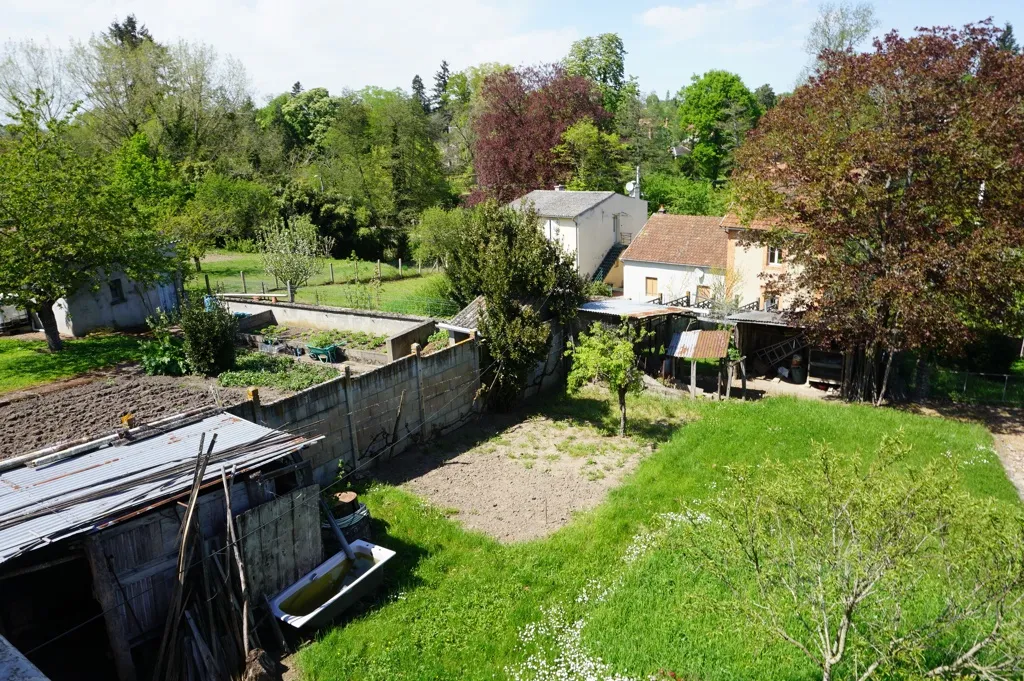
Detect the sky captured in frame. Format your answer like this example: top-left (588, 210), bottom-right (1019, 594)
top-left (4, 0), bottom-right (1023, 101)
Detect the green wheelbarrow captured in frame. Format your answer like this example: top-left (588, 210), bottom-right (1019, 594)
top-left (306, 344), bottom-right (340, 363)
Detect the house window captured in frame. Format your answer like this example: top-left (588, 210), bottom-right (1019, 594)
top-left (696, 285), bottom-right (711, 302)
top-left (764, 295), bottom-right (780, 312)
top-left (109, 279), bottom-right (126, 305)
top-left (645, 277), bottom-right (658, 296)
top-left (768, 246), bottom-right (783, 265)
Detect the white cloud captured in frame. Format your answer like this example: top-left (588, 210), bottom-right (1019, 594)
top-left (637, 0), bottom-right (797, 45)
top-left (1, 0), bottom-right (579, 99)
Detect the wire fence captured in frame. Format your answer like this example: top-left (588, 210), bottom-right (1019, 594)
top-left (926, 369), bottom-right (1024, 405)
top-left (195, 259), bottom-right (460, 319)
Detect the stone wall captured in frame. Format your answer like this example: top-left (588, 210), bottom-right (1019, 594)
top-left (228, 337), bottom-right (481, 484)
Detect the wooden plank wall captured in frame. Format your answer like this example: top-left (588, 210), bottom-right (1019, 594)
top-left (235, 485), bottom-right (322, 600)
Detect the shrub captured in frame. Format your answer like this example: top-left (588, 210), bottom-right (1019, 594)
top-left (178, 296), bottom-right (238, 375)
top-left (303, 329), bottom-right (387, 351)
top-left (139, 309), bottom-right (187, 376)
top-left (259, 324), bottom-right (286, 345)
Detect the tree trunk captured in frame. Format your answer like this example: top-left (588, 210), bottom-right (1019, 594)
top-left (875, 347), bottom-right (895, 407)
top-left (194, 255), bottom-right (202, 273)
top-left (617, 386), bottom-right (627, 437)
top-left (36, 301), bottom-right (63, 352)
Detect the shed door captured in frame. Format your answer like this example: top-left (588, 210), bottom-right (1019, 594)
top-left (645, 277), bottom-right (658, 296)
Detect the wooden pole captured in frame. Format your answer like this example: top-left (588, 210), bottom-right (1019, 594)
top-left (240, 271), bottom-right (247, 294)
top-left (376, 259), bottom-right (381, 279)
top-left (221, 467), bottom-right (253, 656)
top-left (204, 274), bottom-right (211, 295)
top-left (690, 360), bottom-right (697, 398)
top-left (261, 281), bottom-right (266, 295)
top-left (330, 262), bottom-right (335, 283)
top-left (740, 358), bottom-right (748, 399)
top-left (399, 258), bottom-right (402, 277)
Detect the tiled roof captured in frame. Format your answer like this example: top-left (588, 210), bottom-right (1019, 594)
top-left (720, 212), bottom-right (807, 233)
top-left (510, 190), bottom-right (617, 218)
top-left (620, 214), bottom-right (727, 268)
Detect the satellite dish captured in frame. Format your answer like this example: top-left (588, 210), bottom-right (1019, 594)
top-left (694, 268), bottom-right (704, 280)
top-left (625, 180), bottom-right (635, 193)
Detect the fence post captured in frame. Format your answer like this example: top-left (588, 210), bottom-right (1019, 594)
top-left (418, 261), bottom-right (421, 275)
top-left (204, 274), bottom-right (211, 295)
top-left (261, 281), bottom-right (266, 295)
top-left (274, 274), bottom-right (279, 290)
top-left (1003, 375), bottom-right (1009, 402)
top-left (287, 281), bottom-right (294, 303)
top-left (344, 366), bottom-right (360, 467)
top-left (376, 259), bottom-right (381, 279)
top-left (329, 262), bottom-right (335, 284)
top-left (399, 258), bottom-right (402, 278)
top-left (412, 344), bottom-right (426, 441)
top-left (963, 371), bottom-right (969, 395)
top-left (241, 270), bottom-right (247, 294)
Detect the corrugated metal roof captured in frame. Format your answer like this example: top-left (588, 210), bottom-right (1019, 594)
top-left (726, 310), bottom-right (802, 327)
top-left (0, 413), bottom-right (314, 564)
top-left (579, 299), bottom-right (686, 319)
top-left (510, 190), bottom-right (617, 218)
top-left (667, 330), bottom-right (731, 359)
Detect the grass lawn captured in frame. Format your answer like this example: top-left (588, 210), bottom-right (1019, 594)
top-left (296, 391), bottom-right (1018, 681)
top-left (0, 335), bottom-right (142, 395)
top-left (198, 250), bottom-right (459, 318)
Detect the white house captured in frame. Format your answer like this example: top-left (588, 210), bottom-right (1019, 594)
top-left (620, 213), bottom-right (727, 303)
top-left (510, 189), bottom-right (647, 280)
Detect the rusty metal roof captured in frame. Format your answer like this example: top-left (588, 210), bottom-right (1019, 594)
top-left (667, 330), bottom-right (731, 359)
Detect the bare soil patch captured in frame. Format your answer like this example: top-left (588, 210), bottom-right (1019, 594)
top-left (378, 412), bottom-right (653, 542)
top-left (0, 364), bottom-right (289, 459)
top-left (904, 402), bottom-right (1024, 499)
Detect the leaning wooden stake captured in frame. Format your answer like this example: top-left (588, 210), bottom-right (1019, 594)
top-left (222, 466), bottom-right (253, 657)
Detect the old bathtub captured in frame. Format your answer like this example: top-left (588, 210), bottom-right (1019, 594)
top-left (269, 540), bottom-right (396, 629)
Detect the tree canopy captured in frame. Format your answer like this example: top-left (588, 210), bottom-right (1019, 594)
top-left (677, 70), bottom-right (761, 182)
top-left (734, 23), bottom-right (1024, 403)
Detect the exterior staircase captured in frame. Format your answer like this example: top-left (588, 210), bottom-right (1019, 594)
top-left (592, 243), bottom-right (627, 282)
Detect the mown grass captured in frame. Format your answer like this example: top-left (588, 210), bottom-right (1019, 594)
top-left (198, 250), bottom-right (459, 318)
top-left (296, 391), bottom-right (1017, 681)
top-left (0, 335), bottom-right (142, 395)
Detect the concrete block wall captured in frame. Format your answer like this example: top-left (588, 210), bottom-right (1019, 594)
top-left (221, 299), bottom-right (437, 362)
top-left (228, 338), bottom-right (481, 483)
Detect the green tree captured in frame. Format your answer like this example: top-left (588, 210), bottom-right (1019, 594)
top-left (753, 83), bottom-right (777, 110)
top-left (677, 70), bottom-right (761, 182)
top-left (411, 74), bottom-right (429, 114)
top-left (409, 206), bottom-right (468, 266)
top-left (0, 96), bottom-right (177, 351)
top-left (447, 202), bottom-right (585, 407)
top-left (801, 1), bottom-right (878, 79)
top-left (175, 172), bottom-right (275, 268)
top-left (278, 87), bottom-right (341, 150)
top-left (998, 22), bottom-right (1021, 54)
top-left (641, 172), bottom-right (730, 216)
top-left (566, 321), bottom-right (651, 436)
top-left (564, 33), bottom-right (627, 114)
top-left (677, 434), bottom-right (1024, 681)
top-left (258, 214), bottom-right (335, 289)
top-left (553, 117), bottom-right (629, 192)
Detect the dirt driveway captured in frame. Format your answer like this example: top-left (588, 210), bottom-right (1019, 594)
top-left (378, 411), bottom-right (655, 542)
top-left (905, 402), bottom-right (1024, 499)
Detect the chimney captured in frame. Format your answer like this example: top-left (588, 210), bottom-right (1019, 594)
top-left (553, 184), bottom-right (566, 191)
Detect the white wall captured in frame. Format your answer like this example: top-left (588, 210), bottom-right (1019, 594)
top-left (52, 273), bottom-right (178, 336)
top-left (622, 260), bottom-right (724, 303)
top-left (536, 194), bottom-right (647, 279)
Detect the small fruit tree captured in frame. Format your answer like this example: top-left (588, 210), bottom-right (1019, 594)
top-left (566, 320), bottom-right (652, 436)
